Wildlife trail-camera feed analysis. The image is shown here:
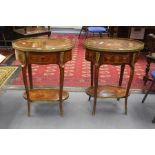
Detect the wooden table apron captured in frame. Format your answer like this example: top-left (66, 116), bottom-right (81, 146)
top-left (12, 38), bottom-right (74, 116)
top-left (84, 38), bottom-right (144, 115)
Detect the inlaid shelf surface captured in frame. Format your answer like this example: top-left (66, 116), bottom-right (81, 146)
top-left (23, 89), bottom-right (69, 102)
top-left (86, 85), bottom-right (127, 99)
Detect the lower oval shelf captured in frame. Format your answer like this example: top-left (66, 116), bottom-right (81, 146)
top-left (23, 89), bottom-right (69, 102)
top-left (86, 85), bottom-right (127, 98)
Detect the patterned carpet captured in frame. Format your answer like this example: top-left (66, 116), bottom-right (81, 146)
top-left (0, 66), bottom-right (19, 89)
top-left (11, 33), bottom-right (155, 89)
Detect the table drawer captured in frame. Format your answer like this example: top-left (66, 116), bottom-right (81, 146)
top-left (28, 52), bottom-right (59, 64)
top-left (101, 53), bottom-right (131, 64)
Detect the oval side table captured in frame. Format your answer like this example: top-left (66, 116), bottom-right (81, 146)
top-left (12, 37), bottom-right (75, 116)
top-left (84, 38), bottom-right (144, 115)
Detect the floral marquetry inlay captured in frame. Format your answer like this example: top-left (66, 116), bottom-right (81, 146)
top-left (84, 38), bottom-right (144, 52)
top-left (12, 38), bottom-right (75, 52)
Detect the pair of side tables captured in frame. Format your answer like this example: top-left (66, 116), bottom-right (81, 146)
top-left (12, 37), bottom-right (144, 116)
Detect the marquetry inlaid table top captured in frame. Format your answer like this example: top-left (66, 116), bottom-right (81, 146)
top-left (12, 37), bottom-right (75, 52)
top-left (84, 38), bottom-right (144, 52)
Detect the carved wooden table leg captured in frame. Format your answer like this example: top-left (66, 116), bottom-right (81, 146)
top-left (59, 64), bottom-right (64, 116)
top-left (22, 64), bottom-right (31, 116)
top-left (89, 62), bottom-right (94, 101)
top-left (28, 64), bottom-right (33, 89)
top-left (125, 65), bottom-right (135, 115)
top-left (92, 63), bottom-right (99, 115)
top-left (91, 62), bottom-right (94, 88)
top-left (59, 52), bottom-right (65, 116)
top-left (119, 64), bottom-right (125, 86)
top-left (117, 64), bottom-right (125, 101)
